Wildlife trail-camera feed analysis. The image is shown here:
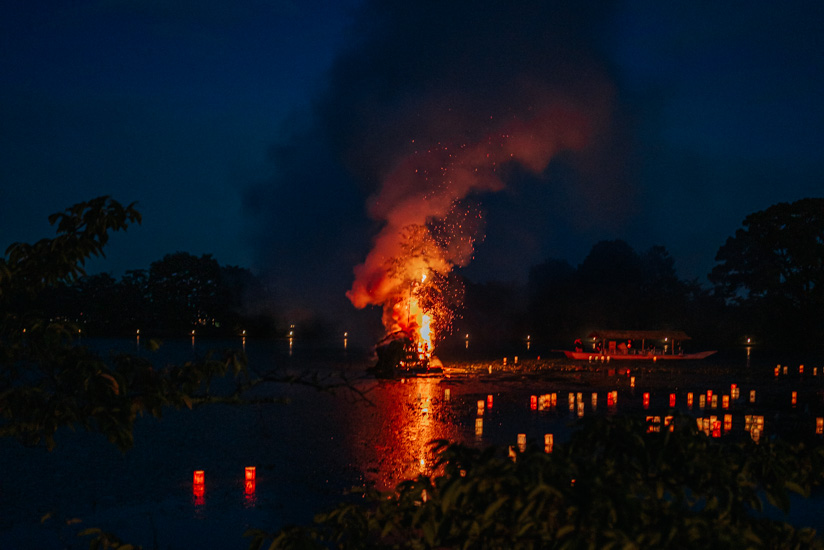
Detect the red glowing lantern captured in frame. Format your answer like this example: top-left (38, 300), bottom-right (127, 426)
top-left (245, 466), bottom-right (256, 482)
top-left (193, 470), bottom-right (205, 485)
top-left (643, 392), bottom-right (650, 409)
top-left (245, 479), bottom-right (256, 495)
top-left (544, 433), bottom-right (554, 453)
top-left (487, 394), bottom-right (493, 409)
top-left (669, 393), bottom-right (676, 407)
top-left (530, 395), bottom-right (537, 410)
top-left (687, 393), bottom-right (694, 408)
top-left (607, 392), bottom-right (614, 406)
top-left (792, 391), bottom-right (798, 406)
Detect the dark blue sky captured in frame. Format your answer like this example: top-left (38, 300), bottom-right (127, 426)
top-left (2, 0), bottom-right (823, 322)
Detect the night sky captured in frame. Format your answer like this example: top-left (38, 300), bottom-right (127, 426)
top-left (2, 0), bottom-right (823, 327)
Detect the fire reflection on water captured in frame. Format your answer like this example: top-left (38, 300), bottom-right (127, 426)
top-left (349, 377), bottom-right (458, 490)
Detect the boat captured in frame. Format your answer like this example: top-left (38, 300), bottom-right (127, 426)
top-left (559, 330), bottom-right (717, 361)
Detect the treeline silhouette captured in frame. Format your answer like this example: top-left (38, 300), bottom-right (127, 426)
top-left (20, 198), bottom-right (824, 351)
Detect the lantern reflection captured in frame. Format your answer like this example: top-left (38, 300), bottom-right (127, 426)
top-left (193, 470), bottom-right (205, 505)
top-left (544, 433), bottom-right (554, 453)
top-left (643, 392), bottom-right (650, 409)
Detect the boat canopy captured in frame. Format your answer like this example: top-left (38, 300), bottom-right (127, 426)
top-left (587, 330), bottom-right (691, 342)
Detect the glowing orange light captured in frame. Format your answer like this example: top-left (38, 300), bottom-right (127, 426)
top-left (487, 394), bottom-right (493, 409)
top-left (687, 392), bottom-right (694, 408)
top-left (245, 479), bottom-right (256, 495)
top-left (722, 395), bottom-right (730, 409)
top-left (530, 395), bottom-right (537, 410)
top-left (193, 470), bottom-right (205, 485)
top-left (245, 466), bottom-right (256, 482)
top-left (643, 392), bottom-right (650, 409)
top-left (792, 391), bottom-right (797, 406)
top-left (816, 417), bottom-right (823, 435)
top-left (800, 364), bottom-right (804, 374)
top-left (669, 393), bottom-right (676, 407)
top-left (545, 433), bottom-right (554, 453)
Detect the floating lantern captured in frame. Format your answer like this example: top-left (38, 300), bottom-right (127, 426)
top-left (514, 356), bottom-right (518, 364)
top-left (475, 417), bottom-right (483, 437)
top-left (775, 366), bottom-right (780, 377)
top-left (591, 392), bottom-right (598, 409)
top-left (643, 392), bottom-right (650, 409)
top-left (669, 393), bottom-right (676, 408)
top-left (517, 433), bottom-right (526, 452)
top-left (477, 400), bottom-right (485, 415)
top-left (698, 394), bottom-right (706, 408)
top-left (509, 446), bottom-right (517, 461)
top-left (791, 391), bottom-right (797, 406)
top-left (487, 394), bottom-right (493, 409)
top-left (568, 393), bottom-right (575, 410)
top-left (503, 357), bottom-right (507, 366)
top-left (607, 392), bottom-right (614, 406)
top-left (722, 396), bottom-right (729, 409)
top-left (577, 401), bottom-right (584, 417)
top-left (711, 395), bottom-right (718, 409)
top-left (783, 366), bottom-right (788, 375)
top-left (724, 414), bottom-right (732, 432)
top-left (749, 389), bottom-right (756, 403)
top-left (664, 416), bottom-right (674, 432)
top-left (245, 466), bottom-right (256, 481)
top-left (707, 389), bottom-right (713, 401)
top-left (687, 393), bottom-right (694, 408)
top-left (630, 376), bottom-right (635, 388)
top-left (745, 415), bottom-right (752, 431)
top-left (576, 392), bottom-right (583, 403)
top-left (544, 433), bottom-right (554, 453)
top-left (800, 365), bottom-right (804, 374)
top-left (611, 390), bottom-right (618, 406)
top-left (815, 367), bottom-right (818, 376)
top-left (444, 388), bottom-right (451, 401)
top-left (816, 417), bottom-right (823, 435)
top-left (712, 418), bottom-right (721, 438)
top-left (530, 395), bottom-right (537, 410)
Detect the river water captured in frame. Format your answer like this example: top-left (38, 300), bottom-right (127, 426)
top-left (1, 338), bottom-right (823, 549)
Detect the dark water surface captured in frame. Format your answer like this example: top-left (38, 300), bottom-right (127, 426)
top-left (2, 339), bottom-right (824, 549)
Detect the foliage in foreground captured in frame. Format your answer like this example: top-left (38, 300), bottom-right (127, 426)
top-left (248, 415), bottom-right (824, 550)
top-left (0, 197), bottom-right (252, 451)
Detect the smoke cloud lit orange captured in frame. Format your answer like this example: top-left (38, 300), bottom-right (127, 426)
top-left (347, 102), bottom-right (597, 349)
